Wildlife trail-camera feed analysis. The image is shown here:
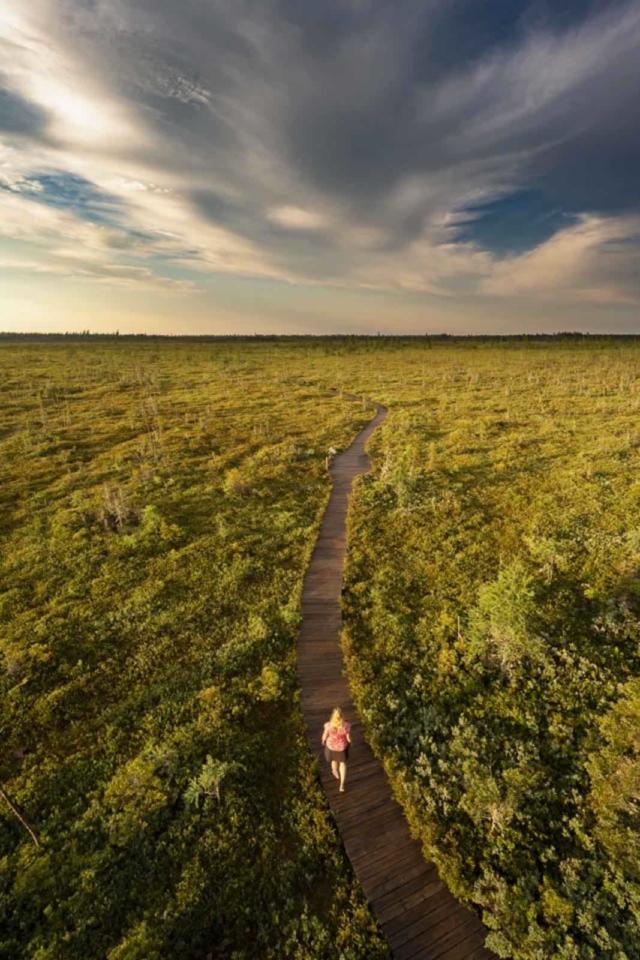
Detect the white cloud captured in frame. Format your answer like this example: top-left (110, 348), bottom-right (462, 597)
top-left (267, 206), bottom-right (328, 230)
top-left (482, 215), bottom-right (640, 305)
top-left (0, 248), bottom-right (201, 292)
top-left (0, 0), bottom-right (639, 324)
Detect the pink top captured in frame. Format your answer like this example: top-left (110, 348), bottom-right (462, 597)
top-left (323, 721), bottom-right (351, 752)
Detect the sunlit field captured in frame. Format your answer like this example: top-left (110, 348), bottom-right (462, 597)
top-left (1, 335), bottom-right (639, 959)
top-left (342, 339), bottom-right (640, 958)
top-left (0, 337), bottom-right (387, 960)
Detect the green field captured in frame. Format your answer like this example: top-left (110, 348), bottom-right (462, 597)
top-left (1, 336), bottom-right (639, 959)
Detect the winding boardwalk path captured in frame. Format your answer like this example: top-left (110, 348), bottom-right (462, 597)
top-left (297, 401), bottom-right (495, 960)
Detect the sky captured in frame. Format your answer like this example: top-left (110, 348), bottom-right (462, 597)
top-left (1, 0), bottom-right (640, 335)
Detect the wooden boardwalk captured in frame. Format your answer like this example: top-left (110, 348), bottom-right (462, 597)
top-left (297, 401), bottom-right (495, 960)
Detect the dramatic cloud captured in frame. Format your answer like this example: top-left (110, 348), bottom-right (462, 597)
top-left (1, 0), bottom-right (639, 329)
top-left (482, 214), bottom-right (640, 305)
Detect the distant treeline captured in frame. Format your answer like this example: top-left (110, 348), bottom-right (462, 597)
top-left (1, 331), bottom-right (640, 345)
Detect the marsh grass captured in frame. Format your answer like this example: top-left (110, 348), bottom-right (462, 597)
top-left (3, 334), bottom-right (640, 959)
top-left (341, 340), bottom-right (640, 959)
top-left (0, 338), bottom-right (387, 960)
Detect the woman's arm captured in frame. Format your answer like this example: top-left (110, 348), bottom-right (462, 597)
top-left (321, 724), bottom-right (328, 745)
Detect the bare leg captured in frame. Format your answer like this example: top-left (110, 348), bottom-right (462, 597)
top-left (339, 762), bottom-right (347, 792)
top-left (331, 760), bottom-right (339, 779)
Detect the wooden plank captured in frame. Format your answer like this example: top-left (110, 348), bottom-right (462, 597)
top-left (385, 886), bottom-right (454, 938)
top-left (365, 861), bottom-right (437, 902)
top-left (388, 895), bottom-right (467, 948)
top-left (377, 878), bottom-right (451, 927)
top-left (333, 792), bottom-right (391, 827)
top-left (401, 915), bottom-right (481, 960)
top-left (357, 843), bottom-right (421, 882)
top-left (349, 836), bottom-right (420, 878)
top-left (433, 929), bottom-right (489, 960)
top-left (370, 869), bottom-right (444, 915)
top-left (359, 850), bottom-right (428, 897)
top-left (462, 947), bottom-right (495, 960)
top-left (340, 808), bottom-right (407, 844)
top-left (343, 819), bottom-right (412, 861)
top-left (338, 796), bottom-right (405, 828)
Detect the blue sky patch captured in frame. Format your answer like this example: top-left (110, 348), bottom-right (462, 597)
top-left (453, 191), bottom-right (579, 256)
top-left (0, 172), bottom-right (125, 227)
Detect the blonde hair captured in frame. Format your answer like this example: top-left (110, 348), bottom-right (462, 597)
top-left (329, 707), bottom-right (345, 730)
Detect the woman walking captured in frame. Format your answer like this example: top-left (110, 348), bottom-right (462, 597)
top-left (322, 707), bottom-right (352, 792)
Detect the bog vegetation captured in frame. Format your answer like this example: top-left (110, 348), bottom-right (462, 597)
top-left (2, 335), bottom-right (639, 959)
top-left (341, 340), bottom-right (640, 959)
top-left (0, 338), bottom-right (388, 959)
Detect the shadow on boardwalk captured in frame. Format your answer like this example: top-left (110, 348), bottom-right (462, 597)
top-left (297, 400), bottom-right (496, 960)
